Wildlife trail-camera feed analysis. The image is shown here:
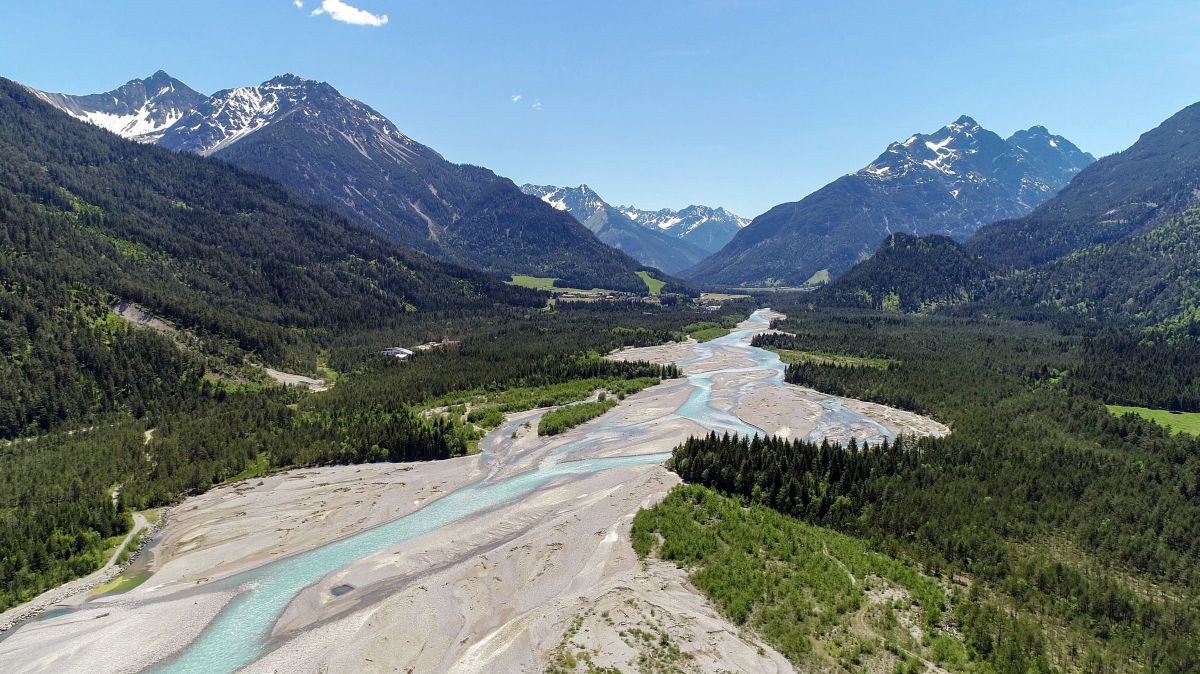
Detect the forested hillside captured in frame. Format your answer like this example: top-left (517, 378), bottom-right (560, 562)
top-left (39, 72), bottom-right (677, 293)
top-left (728, 309), bottom-right (1200, 671)
top-left (811, 100), bottom-right (1200, 335)
top-left (152, 75), bottom-right (674, 293)
top-left (216, 114), bottom-right (666, 292)
top-left (992, 206), bottom-right (1200, 335)
top-left (815, 233), bottom-right (991, 311)
top-left (0, 76), bottom-right (540, 438)
top-left (970, 100), bottom-right (1200, 268)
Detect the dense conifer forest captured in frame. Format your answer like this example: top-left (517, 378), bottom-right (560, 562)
top-left (813, 233), bottom-right (992, 312)
top-left (0, 76), bottom-right (548, 439)
top-left (649, 307), bottom-right (1200, 671)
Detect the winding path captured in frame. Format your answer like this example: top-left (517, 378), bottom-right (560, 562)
top-left (0, 512), bottom-right (149, 631)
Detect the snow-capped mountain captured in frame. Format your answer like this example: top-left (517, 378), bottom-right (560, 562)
top-left (156, 74), bottom-right (437, 163)
top-left (30, 70), bottom-right (206, 143)
top-left (617, 204), bottom-right (748, 254)
top-left (521, 184), bottom-right (711, 273)
top-left (524, 183), bottom-right (609, 219)
top-left (686, 116), bottom-right (1093, 287)
top-left (39, 71), bottom-right (663, 291)
top-left (858, 116), bottom-right (1093, 236)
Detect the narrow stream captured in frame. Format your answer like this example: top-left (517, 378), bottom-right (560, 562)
top-left (151, 309), bottom-right (892, 673)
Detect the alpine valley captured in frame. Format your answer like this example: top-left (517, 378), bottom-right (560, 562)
top-left (32, 72), bottom-right (678, 293)
top-left (4, 9), bottom-right (1200, 674)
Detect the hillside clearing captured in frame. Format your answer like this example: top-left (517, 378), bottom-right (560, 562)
top-left (1106, 404), bottom-right (1200, 436)
top-left (636, 270), bottom-right (666, 295)
top-left (508, 274), bottom-right (559, 290)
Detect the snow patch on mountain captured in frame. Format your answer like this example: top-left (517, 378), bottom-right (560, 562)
top-left (157, 74), bottom-right (433, 162)
top-left (80, 104), bottom-right (175, 139)
top-left (29, 71), bottom-right (207, 144)
top-left (684, 115), bottom-right (1095, 287)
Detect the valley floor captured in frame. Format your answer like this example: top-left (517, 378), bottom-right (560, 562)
top-left (0, 311), bottom-right (946, 673)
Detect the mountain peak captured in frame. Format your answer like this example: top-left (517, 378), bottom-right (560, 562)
top-left (155, 72), bottom-right (408, 157)
top-left (31, 71), bottom-right (207, 143)
top-left (689, 115), bottom-right (1093, 287)
top-left (1006, 126), bottom-right (1094, 168)
top-left (861, 115), bottom-right (1088, 187)
top-left (263, 73), bottom-right (319, 89)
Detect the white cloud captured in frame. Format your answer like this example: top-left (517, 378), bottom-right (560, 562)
top-left (531, 98), bottom-right (543, 111)
top-left (293, 0), bottom-right (303, 8)
top-left (511, 94), bottom-right (522, 102)
top-left (307, 0), bottom-right (388, 27)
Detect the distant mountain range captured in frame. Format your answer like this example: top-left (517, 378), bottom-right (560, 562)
top-left (685, 116), bottom-right (1092, 287)
top-left (615, 204), bottom-right (747, 253)
top-left (520, 184), bottom-right (745, 273)
top-left (32, 72), bottom-right (672, 293)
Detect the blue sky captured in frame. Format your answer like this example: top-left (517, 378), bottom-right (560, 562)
top-left (3, 0), bottom-right (1199, 217)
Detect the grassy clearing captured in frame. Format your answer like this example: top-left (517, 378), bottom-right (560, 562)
top-left (508, 274), bottom-right (559, 289)
top-left (689, 326), bottom-right (729, 342)
top-left (506, 274), bottom-right (610, 296)
top-left (100, 534), bottom-right (125, 561)
top-left (635, 270), bottom-right (665, 295)
top-left (766, 347), bottom-right (896, 369)
top-left (115, 530), bottom-right (144, 565)
top-left (805, 268), bottom-right (832, 286)
top-left (96, 518), bottom-right (151, 580)
top-left (737, 286), bottom-right (818, 293)
top-left (315, 351), bottom-right (341, 385)
top-left (422, 376), bottom-right (661, 446)
top-left (1106, 404), bottom-right (1200, 436)
top-left (138, 508), bottom-right (162, 526)
top-left (633, 485), bottom-right (962, 671)
top-left (682, 316), bottom-right (743, 343)
top-left (421, 376), bottom-right (660, 415)
top-left (509, 273), bottom-right (665, 297)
